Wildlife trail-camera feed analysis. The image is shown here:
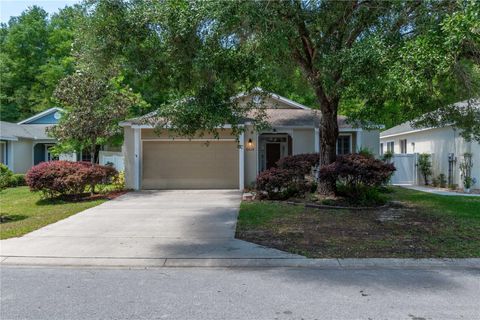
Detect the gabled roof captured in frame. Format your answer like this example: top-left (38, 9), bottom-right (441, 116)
top-left (235, 87), bottom-right (311, 110)
top-left (17, 107), bottom-right (63, 125)
top-left (0, 121), bottom-right (54, 140)
top-left (380, 99), bottom-right (480, 138)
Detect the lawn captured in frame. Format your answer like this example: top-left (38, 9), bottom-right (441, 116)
top-left (236, 187), bottom-right (480, 258)
top-left (0, 187), bottom-right (109, 239)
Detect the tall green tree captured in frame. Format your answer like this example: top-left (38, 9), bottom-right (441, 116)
top-left (0, 5), bottom-right (80, 122)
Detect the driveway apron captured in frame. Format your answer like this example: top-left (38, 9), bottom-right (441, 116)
top-left (0, 190), bottom-right (298, 261)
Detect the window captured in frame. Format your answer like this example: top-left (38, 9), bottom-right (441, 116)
top-left (400, 139), bottom-right (407, 154)
top-left (337, 135), bottom-right (351, 155)
top-left (387, 141), bottom-right (394, 153)
top-left (380, 143), bottom-right (384, 155)
top-left (0, 141), bottom-right (6, 164)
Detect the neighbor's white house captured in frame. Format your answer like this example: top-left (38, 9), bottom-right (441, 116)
top-left (380, 99), bottom-right (480, 190)
top-left (0, 108), bottom-right (124, 173)
top-left (120, 90), bottom-right (381, 190)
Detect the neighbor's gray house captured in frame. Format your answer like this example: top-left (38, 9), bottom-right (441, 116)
top-left (120, 91), bottom-right (381, 190)
top-left (380, 99), bottom-right (480, 190)
top-left (0, 107), bottom-right (123, 173)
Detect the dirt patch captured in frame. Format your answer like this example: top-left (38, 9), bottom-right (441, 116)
top-left (236, 201), bottom-right (480, 258)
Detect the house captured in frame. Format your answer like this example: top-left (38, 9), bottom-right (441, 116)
top-left (0, 108), bottom-right (69, 173)
top-left (0, 107), bottom-right (123, 173)
top-left (120, 91), bottom-right (381, 190)
top-left (380, 99), bottom-right (480, 189)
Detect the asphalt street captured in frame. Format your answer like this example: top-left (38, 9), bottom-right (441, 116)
top-left (1, 266), bottom-right (479, 320)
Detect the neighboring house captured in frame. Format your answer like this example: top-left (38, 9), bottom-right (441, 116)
top-left (120, 91), bottom-right (381, 190)
top-left (0, 107), bottom-right (124, 173)
top-left (380, 99), bottom-right (480, 189)
top-left (0, 108), bottom-right (67, 173)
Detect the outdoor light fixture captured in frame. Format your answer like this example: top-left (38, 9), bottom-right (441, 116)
top-left (246, 138), bottom-right (254, 151)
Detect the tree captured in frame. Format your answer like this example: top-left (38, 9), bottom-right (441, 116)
top-left (0, 5), bottom-right (81, 122)
top-left (50, 71), bottom-right (140, 164)
top-left (77, 0), bottom-right (478, 194)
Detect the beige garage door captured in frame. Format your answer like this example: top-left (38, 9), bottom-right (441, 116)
top-left (142, 141), bottom-right (239, 189)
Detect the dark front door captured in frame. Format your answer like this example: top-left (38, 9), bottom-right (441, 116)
top-left (266, 143), bottom-right (281, 169)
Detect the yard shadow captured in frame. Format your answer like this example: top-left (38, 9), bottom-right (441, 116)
top-left (0, 214), bottom-right (28, 223)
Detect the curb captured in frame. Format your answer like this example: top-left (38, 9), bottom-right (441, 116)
top-left (1, 256), bottom-right (479, 269)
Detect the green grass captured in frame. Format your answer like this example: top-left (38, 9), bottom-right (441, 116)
top-left (0, 187), bottom-right (108, 239)
top-left (387, 187), bottom-right (480, 220)
top-left (236, 187), bottom-right (480, 258)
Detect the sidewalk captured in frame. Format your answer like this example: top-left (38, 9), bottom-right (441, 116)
top-left (402, 185), bottom-right (480, 197)
top-left (2, 256), bottom-right (479, 269)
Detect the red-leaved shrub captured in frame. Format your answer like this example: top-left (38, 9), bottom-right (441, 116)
top-left (319, 154), bottom-right (395, 199)
top-left (26, 161), bottom-right (118, 198)
top-left (256, 167), bottom-right (315, 200)
top-left (276, 153), bottom-right (320, 176)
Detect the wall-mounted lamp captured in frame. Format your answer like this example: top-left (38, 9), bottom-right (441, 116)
top-left (246, 138), bottom-right (255, 151)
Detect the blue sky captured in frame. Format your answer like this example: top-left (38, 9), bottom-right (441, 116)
top-left (0, 0), bottom-right (80, 23)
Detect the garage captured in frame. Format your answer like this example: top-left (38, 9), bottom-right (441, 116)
top-left (142, 140), bottom-right (239, 189)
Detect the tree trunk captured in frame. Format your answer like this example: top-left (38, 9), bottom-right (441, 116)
top-left (316, 94), bottom-right (339, 195)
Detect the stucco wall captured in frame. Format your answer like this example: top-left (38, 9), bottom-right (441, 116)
top-left (244, 125), bottom-right (258, 187)
top-left (123, 126), bottom-right (136, 189)
top-left (12, 138), bottom-right (33, 173)
top-left (361, 130), bottom-right (380, 156)
top-left (292, 128), bottom-right (315, 155)
top-left (380, 127), bottom-right (480, 189)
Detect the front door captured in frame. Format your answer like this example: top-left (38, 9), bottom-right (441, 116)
top-left (266, 143), bottom-right (281, 169)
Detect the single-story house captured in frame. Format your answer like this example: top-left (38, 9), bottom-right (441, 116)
top-left (120, 91), bottom-right (381, 190)
top-left (0, 107), bottom-right (123, 173)
top-left (380, 99), bottom-right (479, 189)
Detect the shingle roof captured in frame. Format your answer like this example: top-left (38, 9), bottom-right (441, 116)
top-left (380, 99), bottom-right (480, 138)
top-left (0, 121), bottom-right (54, 140)
top-left (122, 109), bottom-right (356, 129)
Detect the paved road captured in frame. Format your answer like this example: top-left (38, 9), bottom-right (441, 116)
top-left (1, 190), bottom-right (298, 267)
top-left (1, 266), bottom-right (479, 320)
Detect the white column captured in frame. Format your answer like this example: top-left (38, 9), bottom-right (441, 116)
top-left (356, 130), bottom-right (362, 152)
top-left (314, 128), bottom-right (320, 153)
top-left (239, 131), bottom-right (245, 191)
top-left (133, 127), bottom-right (141, 190)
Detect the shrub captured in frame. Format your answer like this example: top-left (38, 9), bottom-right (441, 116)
top-left (8, 174), bottom-right (26, 187)
top-left (112, 171), bottom-right (126, 191)
top-left (417, 153), bottom-right (432, 185)
top-left (438, 174), bottom-right (447, 188)
top-left (256, 167), bottom-right (312, 200)
top-left (319, 154), bottom-right (396, 202)
top-left (0, 164), bottom-right (13, 190)
top-left (276, 153), bottom-right (320, 177)
top-left (26, 161), bottom-right (118, 198)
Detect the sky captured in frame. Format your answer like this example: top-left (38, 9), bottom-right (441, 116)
top-left (0, 0), bottom-right (79, 23)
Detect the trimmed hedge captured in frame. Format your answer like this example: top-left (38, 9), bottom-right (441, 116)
top-left (319, 153), bottom-right (396, 202)
top-left (9, 174), bottom-right (26, 187)
top-left (0, 163), bottom-right (13, 190)
top-left (256, 153), bottom-right (319, 200)
top-left (26, 161), bottom-right (118, 198)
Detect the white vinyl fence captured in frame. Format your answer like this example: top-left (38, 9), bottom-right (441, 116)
top-left (99, 151), bottom-right (124, 171)
top-left (390, 154), bottom-right (417, 185)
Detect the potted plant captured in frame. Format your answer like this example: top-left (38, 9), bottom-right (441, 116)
top-left (463, 177), bottom-right (476, 193)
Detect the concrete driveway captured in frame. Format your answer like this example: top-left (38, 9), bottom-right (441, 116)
top-left (1, 190), bottom-right (299, 266)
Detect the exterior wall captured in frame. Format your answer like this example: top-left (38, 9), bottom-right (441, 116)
top-left (123, 126), bottom-right (136, 189)
top-left (292, 128), bottom-right (315, 155)
top-left (12, 138), bottom-right (33, 173)
top-left (360, 130), bottom-right (380, 156)
top-left (244, 125), bottom-right (258, 187)
top-left (380, 127), bottom-right (480, 189)
top-left (25, 112), bottom-right (59, 124)
top-left (141, 128), bottom-right (235, 140)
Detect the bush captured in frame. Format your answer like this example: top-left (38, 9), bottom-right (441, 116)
top-left (319, 154), bottom-right (396, 202)
top-left (256, 167), bottom-right (313, 200)
top-left (0, 164), bottom-right (13, 190)
top-left (26, 161), bottom-right (118, 198)
top-left (417, 153), bottom-right (432, 185)
top-left (276, 153), bottom-right (320, 176)
top-left (8, 174), bottom-right (26, 187)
